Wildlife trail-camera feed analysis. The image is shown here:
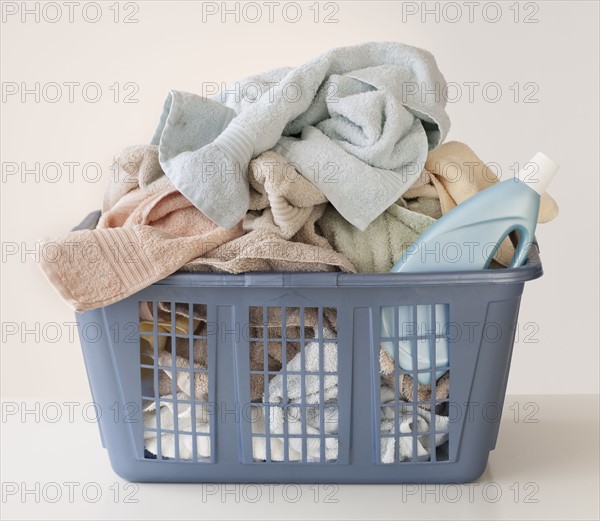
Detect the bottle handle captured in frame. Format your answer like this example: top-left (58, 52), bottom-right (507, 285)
top-left (509, 225), bottom-right (533, 268)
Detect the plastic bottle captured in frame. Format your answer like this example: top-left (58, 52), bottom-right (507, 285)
top-left (381, 152), bottom-right (558, 384)
top-left (391, 152), bottom-right (559, 273)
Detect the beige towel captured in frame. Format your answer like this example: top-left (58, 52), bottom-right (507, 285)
top-left (379, 350), bottom-right (450, 409)
top-left (184, 204), bottom-right (356, 274)
top-left (404, 141), bottom-right (559, 266)
top-left (179, 152), bottom-right (355, 273)
top-left (144, 302), bottom-right (449, 406)
top-left (248, 150), bottom-right (329, 239)
top-left (102, 144), bottom-right (171, 213)
top-left (39, 145), bottom-right (247, 312)
top-left (146, 303), bottom-right (337, 402)
top-left (39, 147), bottom-right (355, 310)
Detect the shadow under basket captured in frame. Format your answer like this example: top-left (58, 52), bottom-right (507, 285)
top-left (74, 214), bottom-right (543, 483)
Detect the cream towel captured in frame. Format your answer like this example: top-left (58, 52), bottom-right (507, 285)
top-left (102, 144), bottom-right (171, 213)
top-left (404, 141), bottom-right (559, 266)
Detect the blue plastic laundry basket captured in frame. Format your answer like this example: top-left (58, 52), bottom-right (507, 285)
top-left (74, 212), bottom-right (543, 483)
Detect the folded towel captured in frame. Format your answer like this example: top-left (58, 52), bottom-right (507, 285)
top-left (153, 42), bottom-right (450, 230)
top-left (404, 141), bottom-right (559, 266)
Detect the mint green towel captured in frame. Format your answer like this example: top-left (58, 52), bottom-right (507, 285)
top-left (318, 202), bottom-right (437, 273)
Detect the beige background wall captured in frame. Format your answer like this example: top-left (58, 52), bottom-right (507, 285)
top-left (1, 0), bottom-right (598, 398)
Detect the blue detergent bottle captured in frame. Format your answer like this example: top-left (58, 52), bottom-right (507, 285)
top-left (392, 151), bottom-right (559, 273)
top-left (381, 152), bottom-right (559, 384)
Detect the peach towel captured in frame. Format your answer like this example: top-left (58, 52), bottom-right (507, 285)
top-left (404, 141), bottom-right (559, 266)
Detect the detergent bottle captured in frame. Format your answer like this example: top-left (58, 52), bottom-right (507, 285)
top-left (381, 152), bottom-right (558, 384)
top-left (391, 152), bottom-right (559, 273)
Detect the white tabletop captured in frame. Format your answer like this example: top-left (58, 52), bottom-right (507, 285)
top-left (1, 395), bottom-right (598, 521)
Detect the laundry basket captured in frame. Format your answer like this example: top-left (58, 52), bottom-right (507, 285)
top-left (74, 212), bottom-right (543, 483)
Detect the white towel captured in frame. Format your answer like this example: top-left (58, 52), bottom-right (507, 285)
top-left (143, 335), bottom-right (449, 462)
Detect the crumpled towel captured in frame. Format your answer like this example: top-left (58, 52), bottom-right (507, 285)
top-left (142, 388), bottom-right (448, 463)
top-left (180, 152), bottom-right (356, 274)
top-left (152, 41), bottom-right (450, 230)
top-left (37, 223), bottom-right (242, 312)
top-left (264, 330), bottom-right (449, 463)
top-left (142, 310), bottom-right (450, 462)
top-left (143, 393), bottom-right (213, 460)
top-left (144, 302), bottom-right (338, 402)
top-left (37, 148), bottom-right (354, 311)
top-left (142, 302), bottom-right (449, 406)
top-left (142, 391), bottom-right (334, 462)
top-left (247, 150), bottom-right (329, 239)
top-left (379, 349), bottom-right (450, 411)
top-left (404, 141), bottom-right (559, 266)
top-left (38, 213), bottom-right (243, 312)
top-left (379, 386), bottom-right (449, 463)
top-left (318, 199), bottom-right (437, 273)
top-left (266, 335), bottom-right (340, 461)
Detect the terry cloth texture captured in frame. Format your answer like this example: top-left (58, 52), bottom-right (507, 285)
top-left (152, 42), bottom-right (450, 230)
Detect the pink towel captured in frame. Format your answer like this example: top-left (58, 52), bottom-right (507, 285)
top-left (38, 147), bottom-right (352, 311)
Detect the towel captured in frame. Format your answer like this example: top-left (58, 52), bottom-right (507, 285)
top-left (142, 388), bottom-right (448, 463)
top-left (318, 201), bottom-right (437, 273)
top-left (145, 302), bottom-right (449, 406)
top-left (142, 392), bottom-right (332, 462)
top-left (38, 219), bottom-right (243, 312)
top-left (142, 310), bottom-right (449, 462)
top-left (379, 385), bottom-right (449, 463)
top-left (38, 148), bottom-right (356, 313)
top-left (379, 349), bottom-right (450, 411)
top-left (144, 301), bottom-right (337, 402)
top-left (143, 393), bottom-right (213, 460)
top-left (266, 335), bottom-right (340, 461)
top-left (38, 145), bottom-right (247, 312)
top-left (152, 42), bottom-right (450, 230)
top-left (265, 331), bottom-right (449, 463)
top-left (247, 150), bottom-right (329, 238)
top-left (139, 310), bottom-right (204, 399)
top-left (181, 151), bottom-right (355, 273)
top-left (404, 141), bottom-right (559, 266)
top-left (102, 144), bottom-right (172, 213)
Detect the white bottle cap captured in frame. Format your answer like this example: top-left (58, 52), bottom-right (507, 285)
top-left (518, 151), bottom-right (559, 195)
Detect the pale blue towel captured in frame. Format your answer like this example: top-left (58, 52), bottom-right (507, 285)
top-left (152, 42), bottom-right (450, 230)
